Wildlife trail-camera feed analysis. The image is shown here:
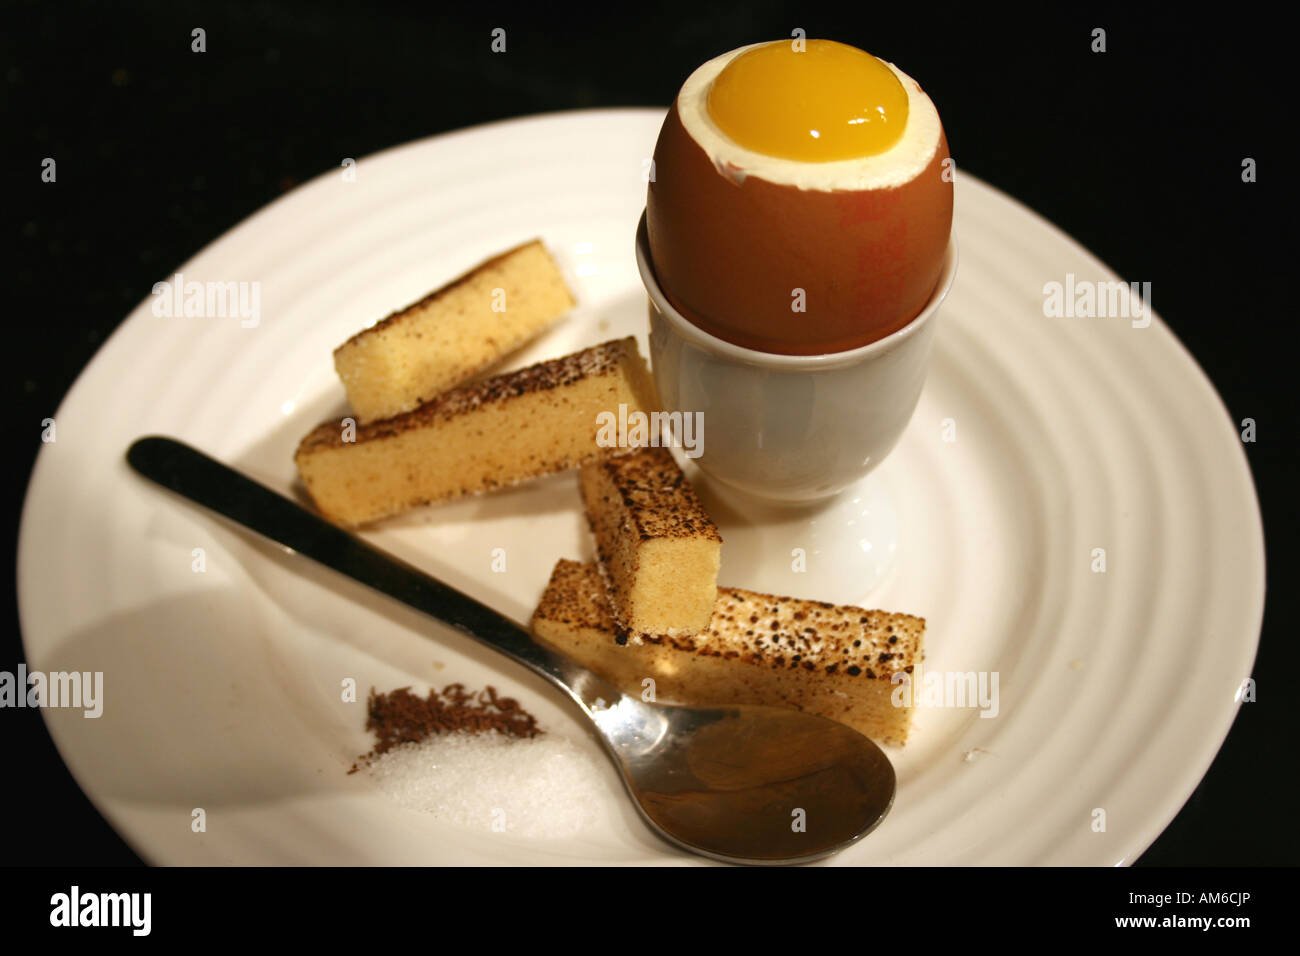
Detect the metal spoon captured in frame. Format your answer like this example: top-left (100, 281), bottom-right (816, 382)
top-left (126, 436), bottom-right (896, 864)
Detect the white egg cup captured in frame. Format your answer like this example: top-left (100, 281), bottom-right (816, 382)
top-left (636, 211), bottom-right (957, 599)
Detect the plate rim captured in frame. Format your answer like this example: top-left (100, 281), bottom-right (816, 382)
top-left (16, 107), bottom-right (1266, 866)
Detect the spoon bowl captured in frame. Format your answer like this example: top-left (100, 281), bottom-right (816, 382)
top-left (599, 697), bottom-right (894, 863)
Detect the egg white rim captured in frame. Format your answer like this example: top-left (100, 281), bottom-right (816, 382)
top-left (674, 41), bottom-right (944, 192)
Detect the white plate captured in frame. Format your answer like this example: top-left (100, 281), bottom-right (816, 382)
top-left (18, 109), bottom-right (1264, 865)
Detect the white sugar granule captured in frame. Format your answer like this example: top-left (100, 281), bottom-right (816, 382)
top-left (365, 731), bottom-right (607, 839)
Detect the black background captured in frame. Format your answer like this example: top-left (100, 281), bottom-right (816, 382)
top-left (3, 1), bottom-right (1295, 866)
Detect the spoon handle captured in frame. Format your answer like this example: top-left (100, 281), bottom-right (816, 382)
top-left (125, 435), bottom-right (595, 704)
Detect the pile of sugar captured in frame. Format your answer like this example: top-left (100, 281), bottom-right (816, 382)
top-left (366, 730), bottom-right (608, 839)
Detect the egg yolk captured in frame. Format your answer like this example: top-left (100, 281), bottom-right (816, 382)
top-left (706, 39), bottom-right (909, 162)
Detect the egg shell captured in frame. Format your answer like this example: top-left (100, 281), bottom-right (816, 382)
top-left (647, 101), bottom-right (953, 355)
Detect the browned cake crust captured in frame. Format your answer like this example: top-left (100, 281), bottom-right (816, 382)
top-left (335, 239), bottom-right (556, 350)
top-left (585, 447), bottom-right (723, 541)
top-left (295, 337), bottom-right (660, 525)
top-left (333, 239), bottom-right (575, 421)
top-left (535, 559), bottom-right (623, 632)
top-left (301, 337), bottom-right (639, 452)
top-left (531, 559), bottom-right (926, 745)
top-left (578, 447), bottom-right (721, 635)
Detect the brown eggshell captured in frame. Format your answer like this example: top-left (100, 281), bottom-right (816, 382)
top-left (647, 100), bottom-right (953, 355)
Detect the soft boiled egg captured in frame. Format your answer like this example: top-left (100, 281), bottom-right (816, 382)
top-left (646, 39), bottom-right (953, 355)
